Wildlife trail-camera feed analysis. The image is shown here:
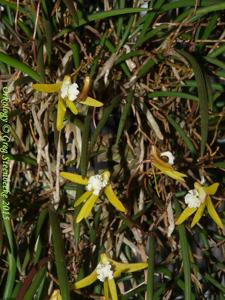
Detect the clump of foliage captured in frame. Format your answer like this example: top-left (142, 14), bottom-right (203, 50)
top-left (0, 1), bottom-right (225, 299)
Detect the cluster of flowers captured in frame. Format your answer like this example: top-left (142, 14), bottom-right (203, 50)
top-left (33, 75), bottom-right (223, 300)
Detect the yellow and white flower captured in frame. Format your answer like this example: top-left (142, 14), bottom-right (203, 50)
top-left (74, 253), bottom-right (148, 300)
top-left (60, 171), bottom-right (127, 223)
top-left (176, 182), bottom-right (223, 229)
top-left (33, 75), bottom-right (103, 131)
top-left (150, 146), bottom-right (187, 182)
top-left (60, 76), bottom-right (79, 101)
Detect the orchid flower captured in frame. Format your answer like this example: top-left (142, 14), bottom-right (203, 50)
top-left (60, 171), bottom-right (127, 223)
top-left (176, 182), bottom-right (223, 229)
top-left (33, 75), bottom-right (103, 131)
top-left (74, 253), bottom-right (148, 300)
top-left (150, 146), bottom-right (187, 182)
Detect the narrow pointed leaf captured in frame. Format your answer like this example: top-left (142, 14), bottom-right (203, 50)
top-left (104, 185), bottom-right (126, 213)
top-left (148, 91), bottom-right (198, 101)
top-left (176, 207), bottom-right (197, 225)
top-left (49, 209), bottom-right (70, 300)
top-left (60, 172), bottom-right (88, 185)
top-left (0, 52), bottom-right (42, 82)
top-left (3, 252), bottom-right (16, 299)
top-left (205, 273), bottom-right (225, 293)
top-left (90, 95), bottom-right (120, 148)
top-left (80, 112), bottom-right (91, 177)
top-left (80, 96), bottom-right (103, 107)
top-left (116, 92), bottom-right (133, 145)
top-left (23, 266), bottom-right (47, 300)
top-left (167, 114), bottom-right (196, 154)
top-left (195, 3), bottom-right (225, 16)
top-left (206, 197), bottom-right (223, 229)
top-left (71, 8), bottom-right (150, 28)
top-left (175, 49), bottom-right (210, 156)
top-left (74, 270), bottom-right (97, 289)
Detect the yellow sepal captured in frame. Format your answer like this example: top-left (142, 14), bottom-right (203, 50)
top-left (112, 261), bottom-right (148, 278)
top-left (108, 278), bottom-right (118, 300)
top-left (104, 185), bottom-right (126, 213)
top-left (176, 207), bottom-right (197, 225)
top-left (66, 99), bottom-right (78, 115)
top-left (74, 191), bottom-right (92, 207)
top-left (80, 96), bottom-right (103, 107)
top-left (60, 172), bottom-right (88, 185)
top-left (204, 183), bottom-right (219, 195)
top-left (206, 197), bottom-right (224, 229)
top-left (104, 280), bottom-right (109, 300)
top-left (56, 98), bottom-right (66, 131)
top-left (191, 202), bottom-right (206, 227)
top-left (33, 82), bottom-right (62, 93)
top-left (74, 270), bottom-right (98, 289)
top-left (160, 167), bottom-right (187, 182)
top-left (76, 194), bottom-right (99, 223)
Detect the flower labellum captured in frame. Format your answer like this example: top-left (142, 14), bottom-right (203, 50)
top-left (60, 76), bottom-right (79, 101)
top-left (184, 189), bottom-right (202, 208)
top-left (96, 261), bottom-right (114, 282)
top-left (87, 174), bottom-right (108, 196)
top-left (160, 151), bottom-right (175, 165)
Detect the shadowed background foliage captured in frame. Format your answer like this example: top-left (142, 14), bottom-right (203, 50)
top-left (0, 0), bottom-right (225, 299)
